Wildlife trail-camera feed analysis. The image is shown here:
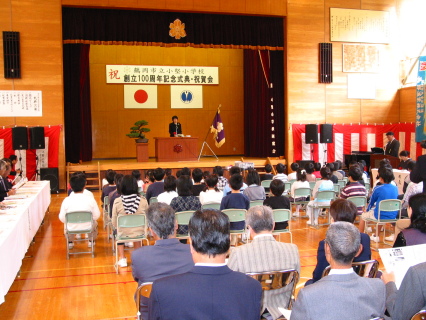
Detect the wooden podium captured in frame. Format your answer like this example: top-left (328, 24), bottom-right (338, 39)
top-left (136, 142), bottom-right (149, 162)
top-left (154, 137), bottom-right (198, 162)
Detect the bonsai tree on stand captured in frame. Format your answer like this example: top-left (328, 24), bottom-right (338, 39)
top-left (126, 120), bottom-right (151, 143)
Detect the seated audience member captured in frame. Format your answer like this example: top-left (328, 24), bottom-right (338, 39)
top-left (360, 166), bottom-right (399, 242)
top-left (191, 168), bottom-right (205, 197)
top-left (164, 168), bottom-right (172, 177)
top-left (142, 170), bottom-right (154, 193)
top-left (335, 160), bottom-right (346, 178)
top-left (263, 179), bottom-right (291, 230)
top-left (202, 170), bottom-right (211, 183)
top-left (180, 167), bottom-right (191, 177)
top-left (325, 163), bottom-right (338, 184)
top-left (344, 163), bottom-right (365, 187)
top-left (101, 169), bottom-right (116, 203)
top-left (221, 174), bottom-right (250, 231)
top-left (382, 261), bottom-right (426, 320)
top-left (112, 175), bottom-right (149, 268)
top-left (398, 150), bottom-right (411, 170)
top-left (148, 209), bottom-right (262, 320)
top-left (109, 173), bottom-right (123, 216)
top-left (306, 167), bottom-right (334, 225)
top-left (68, 172), bottom-right (94, 198)
top-left (261, 164), bottom-right (274, 181)
top-left (402, 160), bottom-right (415, 193)
top-left (157, 175), bottom-right (178, 205)
top-left (243, 169), bottom-right (266, 201)
top-left (313, 162), bottom-right (322, 179)
top-left (146, 168), bottom-right (165, 202)
top-left (304, 162), bottom-right (317, 182)
top-left (305, 199), bottom-right (371, 286)
top-left (291, 222), bottom-right (385, 320)
top-left (59, 174), bottom-right (100, 249)
top-left (358, 160), bottom-right (369, 183)
top-left (410, 140), bottom-right (426, 192)
top-left (331, 161), bottom-right (343, 181)
top-left (170, 175), bottom-right (202, 213)
top-left (132, 169), bottom-right (144, 191)
top-left (273, 163), bottom-right (288, 182)
top-left (131, 203), bottom-right (194, 320)
top-left (199, 174), bottom-right (223, 205)
top-left (222, 166), bottom-right (248, 196)
top-left (289, 169), bottom-right (310, 217)
top-left (101, 169), bottom-right (113, 188)
top-left (228, 205), bottom-right (300, 320)
top-left (1, 159), bottom-right (13, 190)
top-left (213, 165), bottom-right (228, 192)
top-left (287, 162), bottom-right (299, 180)
top-left (393, 193), bottom-right (426, 247)
top-left (340, 166), bottom-right (367, 215)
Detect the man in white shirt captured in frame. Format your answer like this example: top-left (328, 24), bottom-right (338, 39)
top-left (291, 222), bottom-right (386, 320)
top-left (59, 174), bottom-right (100, 248)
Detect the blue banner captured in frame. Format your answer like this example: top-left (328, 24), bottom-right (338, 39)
top-left (416, 56), bottom-right (426, 142)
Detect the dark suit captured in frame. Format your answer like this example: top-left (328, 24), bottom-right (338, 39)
top-left (385, 139), bottom-right (400, 157)
top-left (148, 265), bottom-right (262, 320)
top-left (131, 238), bottom-right (194, 320)
top-left (386, 262), bottom-right (426, 320)
top-left (168, 122), bottom-right (182, 137)
top-left (411, 154), bottom-right (426, 192)
top-left (305, 232), bottom-right (371, 285)
top-left (0, 177), bottom-right (10, 202)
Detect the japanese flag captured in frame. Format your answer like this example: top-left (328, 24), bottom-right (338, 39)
top-left (124, 85), bottom-right (157, 109)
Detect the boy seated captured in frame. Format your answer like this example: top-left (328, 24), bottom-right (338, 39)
top-left (261, 164), bottom-right (274, 181)
top-left (59, 174), bottom-right (101, 249)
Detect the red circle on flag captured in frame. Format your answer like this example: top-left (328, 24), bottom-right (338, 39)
top-left (134, 90), bottom-right (148, 104)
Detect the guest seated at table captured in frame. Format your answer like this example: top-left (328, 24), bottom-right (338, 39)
top-left (304, 199), bottom-right (371, 286)
top-left (112, 175), bottom-right (149, 268)
top-left (157, 175), bottom-right (178, 205)
top-left (243, 169), bottom-right (266, 201)
top-left (273, 163), bottom-right (288, 182)
top-left (398, 150), bottom-right (412, 170)
top-left (191, 168), bottom-right (206, 197)
top-left (146, 168), bottom-right (165, 202)
top-left (393, 193), bottom-right (426, 247)
top-left (101, 169), bottom-right (116, 203)
top-left (199, 174), bottom-right (223, 205)
top-left (0, 160), bottom-right (16, 201)
top-left (228, 205), bottom-right (300, 320)
top-left (59, 173), bottom-right (100, 249)
top-left (261, 164), bottom-right (274, 181)
top-left (1, 159), bottom-right (13, 190)
top-left (291, 222), bottom-right (385, 320)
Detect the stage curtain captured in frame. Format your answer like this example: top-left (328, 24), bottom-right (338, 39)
top-left (63, 44), bottom-right (92, 163)
top-left (62, 7), bottom-right (284, 50)
top-left (244, 50), bottom-right (284, 157)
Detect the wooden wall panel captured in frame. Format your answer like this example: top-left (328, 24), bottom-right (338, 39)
top-left (90, 46), bottom-right (244, 159)
top-left (399, 86), bottom-right (416, 123)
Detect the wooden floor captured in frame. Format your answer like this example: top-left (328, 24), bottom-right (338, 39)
top-left (0, 190), bottom-right (385, 320)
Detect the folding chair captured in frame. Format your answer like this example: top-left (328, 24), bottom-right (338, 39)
top-left (175, 210), bottom-right (195, 241)
top-left (261, 179), bottom-right (273, 195)
top-left (308, 190), bottom-right (335, 228)
top-left (115, 214), bottom-right (149, 273)
top-left (201, 203), bottom-right (221, 210)
top-left (333, 184), bottom-right (340, 197)
top-left (222, 209), bottom-right (247, 245)
top-left (411, 311), bottom-right (426, 320)
top-left (135, 282), bottom-right (153, 320)
top-left (365, 182), bottom-right (371, 196)
top-left (283, 182), bottom-right (291, 196)
top-left (337, 179), bottom-right (346, 189)
top-left (103, 196), bottom-right (115, 248)
top-left (290, 188), bottom-right (311, 218)
top-left (247, 269), bottom-right (299, 310)
top-left (65, 211), bottom-right (95, 259)
top-left (364, 199), bottom-right (402, 251)
top-left (322, 260), bottom-right (379, 278)
top-left (250, 200), bottom-right (264, 208)
top-left (347, 195), bottom-right (368, 224)
top-left (272, 209), bottom-right (292, 243)
top-left (308, 181), bottom-right (316, 190)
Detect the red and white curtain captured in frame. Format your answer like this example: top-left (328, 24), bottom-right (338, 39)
top-left (0, 125), bottom-right (61, 180)
top-left (292, 123), bottom-right (424, 164)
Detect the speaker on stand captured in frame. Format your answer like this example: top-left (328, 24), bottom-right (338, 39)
top-left (305, 124), bottom-right (318, 161)
top-left (320, 124), bottom-right (333, 164)
top-left (30, 127), bottom-right (45, 181)
top-left (40, 168), bottom-right (59, 193)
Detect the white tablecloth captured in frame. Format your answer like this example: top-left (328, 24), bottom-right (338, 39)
top-left (371, 168), bottom-right (409, 195)
top-left (0, 181), bottom-right (50, 304)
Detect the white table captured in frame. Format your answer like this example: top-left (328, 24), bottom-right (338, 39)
top-left (371, 168), bottom-right (409, 195)
top-left (0, 181), bottom-right (50, 304)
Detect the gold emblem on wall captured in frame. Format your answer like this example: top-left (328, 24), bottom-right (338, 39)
top-left (169, 19), bottom-right (186, 40)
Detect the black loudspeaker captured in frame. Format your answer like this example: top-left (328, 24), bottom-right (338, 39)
top-left (320, 124), bottom-right (333, 143)
top-left (12, 127), bottom-right (28, 150)
top-left (40, 167), bottom-right (59, 193)
top-left (319, 43), bottom-right (332, 83)
top-left (3, 31), bottom-right (21, 79)
top-left (305, 124), bottom-right (318, 144)
top-left (30, 127), bottom-right (45, 149)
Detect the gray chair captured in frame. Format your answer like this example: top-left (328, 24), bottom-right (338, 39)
top-left (322, 260), bottom-right (379, 278)
top-left (308, 190), bottom-right (335, 228)
top-left (272, 209), bottom-right (292, 243)
top-left (201, 203), bottom-right (221, 210)
top-left (65, 211), bottom-right (95, 259)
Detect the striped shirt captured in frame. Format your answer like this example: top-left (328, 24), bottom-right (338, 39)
top-left (340, 182), bottom-right (367, 214)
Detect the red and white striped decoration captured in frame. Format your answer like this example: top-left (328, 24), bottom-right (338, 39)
top-left (292, 123), bottom-right (424, 164)
top-left (0, 125), bottom-right (61, 180)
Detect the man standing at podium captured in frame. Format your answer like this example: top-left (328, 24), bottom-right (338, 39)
top-left (384, 131), bottom-right (400, 158)
top-left (169, 116), bottom-right (182, 137)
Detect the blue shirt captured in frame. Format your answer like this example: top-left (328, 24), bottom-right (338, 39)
top-left (367, 183), bottom-right (399, 219)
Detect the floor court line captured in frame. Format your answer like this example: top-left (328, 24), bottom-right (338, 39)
top-left (9, 280), bottom-right (135, 293)
top-left (16, 270), bottom-right (132, 281)
top-left (20, 264), bottom-right (120, 273)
